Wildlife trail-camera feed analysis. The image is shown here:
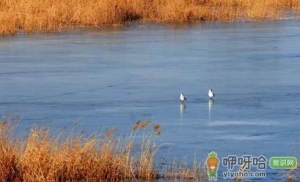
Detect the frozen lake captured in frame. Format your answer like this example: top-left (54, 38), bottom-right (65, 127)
top-left (1, 20), bottom-right (300, 181)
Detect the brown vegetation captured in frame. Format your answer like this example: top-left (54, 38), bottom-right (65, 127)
top-left (0, 117), bottom-right (206, 181)
top-left (0, 0), bottom-right (299, 35)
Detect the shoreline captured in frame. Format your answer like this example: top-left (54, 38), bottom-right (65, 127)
top-left (0, 0), bottom-right (299, 35)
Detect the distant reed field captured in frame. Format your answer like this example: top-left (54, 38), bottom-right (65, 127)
top-left (0, 117), bottom-right (206, 182)
top-left (0, 0), bottom-right (299, 35)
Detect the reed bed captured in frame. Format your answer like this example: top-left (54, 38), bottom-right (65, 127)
top-left (0, 0), bottom-right (300, 35)
top-left (0, 117), bottom-right (206, 182)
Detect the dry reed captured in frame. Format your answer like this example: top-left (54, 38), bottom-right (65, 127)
top-left (0, 0), bottom-right (300, 35)
top-left (0, 117), bottom-right (206, 181)
top-left (164, 156), bottom-right (207, 181)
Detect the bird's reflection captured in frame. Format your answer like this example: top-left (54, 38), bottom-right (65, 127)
top-left (208, 99), bottom-right (214, 120)
top-left (180, 102), bottom-right (186, 117)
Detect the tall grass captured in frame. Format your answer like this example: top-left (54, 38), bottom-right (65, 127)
top-left (0, 0), bottom-right (300, 35)
top-left (0, 117), bottom-right (205, 181)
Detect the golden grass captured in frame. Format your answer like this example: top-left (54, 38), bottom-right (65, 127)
top-left (0, 0), bottom-right (300, 35)
top-left (0, 117), bottom-right (206, 181)
top-left (164, 156), bottom-right (207, 180)
top-left (284, 165), bottom-right (300, 181)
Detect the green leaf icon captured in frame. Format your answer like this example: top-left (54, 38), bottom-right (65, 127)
top-left (208, 151), bottom-right (217, 158)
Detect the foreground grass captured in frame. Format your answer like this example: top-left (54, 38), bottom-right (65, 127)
top-left (0, 0), bottom-right (300, 35)
top-left (0, 117), bottom-right (206, 182)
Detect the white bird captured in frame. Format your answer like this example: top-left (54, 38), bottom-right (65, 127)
top-left (208, 89), bottom-right (215, 100)
top-left (180, 92), bottom-right (187, 101)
